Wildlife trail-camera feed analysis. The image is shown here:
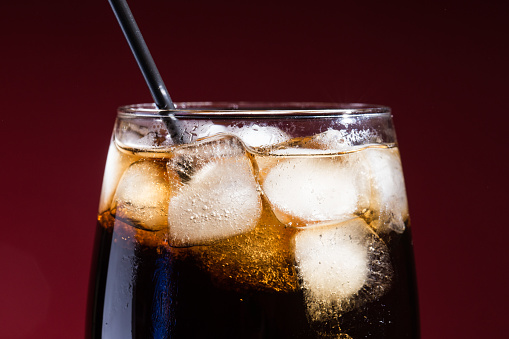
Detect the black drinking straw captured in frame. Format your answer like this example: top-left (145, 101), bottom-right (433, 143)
top-left (109, 0), bottom-right (181, 141)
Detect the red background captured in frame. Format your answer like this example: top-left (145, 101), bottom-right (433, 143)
top-left (1, 0), bottom-right (508, 338)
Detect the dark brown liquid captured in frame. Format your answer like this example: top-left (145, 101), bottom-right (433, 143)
top-left (87, 212), bottom-right (419, 338)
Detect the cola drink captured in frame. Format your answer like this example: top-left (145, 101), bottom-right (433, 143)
top-left (87, 103), bottom-right (419, 338)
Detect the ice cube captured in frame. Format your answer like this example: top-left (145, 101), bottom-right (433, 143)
top-left (293, 218), bottom-right (393, 322)
top-left (259, 152), bottom-right (370, 226)
top-left (271, 129), bottom-right (351, 153)
top-left (167, 135), bottom-right (262, 247)
top-left (118, 118), bottom-right (229, 148)
top-left (190, 199), bottom-right (298, 292)
top-left (364, 147), bottom-right (409, 233)
top-left (227, 124), bottom-right (290, 147)
top-left (259, 129), bottom-right (377, 155)
top-left (167, 133), bottom-right (248, 182)
top-left (112, 160), bottom-right (173, 231)
top-left (117, 117), bottom-right (175, 148)
top-left (177, 120), bottom-right (228, 144)
top-left (99, 141), bottom-right (139, 213)
top-left (309, 129), bottom-right (351, 150)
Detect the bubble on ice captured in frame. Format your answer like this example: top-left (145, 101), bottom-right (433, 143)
top-left (260, 152), bottom-right (370, 226)
top-left (167, 135), bottom-right (262, 247)
top-left (364, 147), bottom-right (409, 233)
top-left (112, 160), bottom-right (172, 231)
top-left (340, 128), bottom-right (381, 146)
top-left (227, 124), bottom-right (290, 147)
top-left (263, 129), bottom-right (379, 154)
top-left (294, 218), bottom-right (393, 322)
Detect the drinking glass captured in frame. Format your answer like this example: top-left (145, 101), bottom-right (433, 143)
top-left (87, 102), bottom-right (419, 338)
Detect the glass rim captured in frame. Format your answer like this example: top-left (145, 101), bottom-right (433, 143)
top-left (117, 102), bottom-right (391, 118)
